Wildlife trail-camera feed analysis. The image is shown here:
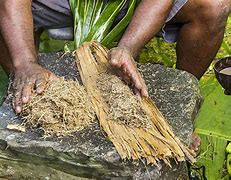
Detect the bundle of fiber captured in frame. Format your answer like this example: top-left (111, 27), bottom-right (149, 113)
top-left (75, 41), bottom-right (195, 166)
top-left (21, 78), bottom-right (95, 137)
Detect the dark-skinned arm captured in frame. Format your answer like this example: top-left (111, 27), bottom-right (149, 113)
top-left (109, 0), bottom-right (174, 96)
top-left (0, 0), bottom-right (56, 113)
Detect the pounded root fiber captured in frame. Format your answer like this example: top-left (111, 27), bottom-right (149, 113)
top-left (21, 78), bottom-right (95, 137)
top-left (75, 41), bottom-right (195, 166)
top-left (97, 73), bottom-right (152, 129)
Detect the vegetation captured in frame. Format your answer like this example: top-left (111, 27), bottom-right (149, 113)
top-left (69, 0), bottom-right (138, 48)
top-left (138, 17), bottom-right (231, 180)
top-left (192, 18), bottom-right (231, 179)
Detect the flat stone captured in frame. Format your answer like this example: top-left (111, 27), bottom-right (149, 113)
top-left (0, 52), bottom-right (202, 179)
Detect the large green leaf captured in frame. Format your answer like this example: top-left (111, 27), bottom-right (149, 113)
top-left (194, 76), bottom-right (231, 179)
top-left (195, 79), bottom-right (231, 139)
top-left (101, 0), bottom-right (137, 47)
top-left (69, 0), bottom-right (138, 48)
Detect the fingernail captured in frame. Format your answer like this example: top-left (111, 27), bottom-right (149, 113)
top-left (111, 59), bottom-right (117, 65)
top-left (16, 106), bottom-right (21, 113)
top-left (22, 96), bottom-right (28, 103)
top-left (142, 90), bottom-right (149, 97)
top-left (36, 88), bottom-right (43, 94)
top-left (144, 91), bottom-right (149, 97)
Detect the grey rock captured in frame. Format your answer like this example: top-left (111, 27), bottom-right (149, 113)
top-left (138, 64), bottom-right (201, 145)
top-left (0, 52), bottom-right (202, 179)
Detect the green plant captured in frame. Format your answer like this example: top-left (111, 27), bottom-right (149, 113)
top-left (69, 0), bottom-right (138, 48)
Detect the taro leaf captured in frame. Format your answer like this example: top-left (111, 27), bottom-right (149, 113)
top-left (195, 79), bottom-right (231, 139)
top-left (195, 77), bottom-right (231, 179)
top-left (69, 0), bottom-right (138, 48)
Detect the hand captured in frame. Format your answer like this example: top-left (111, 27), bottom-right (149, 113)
top-left (108, 46), bottom-right (148, 97)
top-left (12, 62), bottom-right (57, 113)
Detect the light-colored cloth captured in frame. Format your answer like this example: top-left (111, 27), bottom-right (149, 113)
top-left (157, 0), bottom-right (189, 43)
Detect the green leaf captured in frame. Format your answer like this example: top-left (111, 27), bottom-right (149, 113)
top-left (226, 143), bottom-right (231, 153)
top-left (221, 41), bottom-right (231, 55)
top-left (195, 134), bottom-right (227, 180)
top-left (69, 0), bottom-right (137, 48)
top-left (194, 77), bottom-right (231, 179)
top-left (85, 0), bottom-right (126, 42)
top-left (195, 79), bottom-right (231, 139)
top-left (102, 0), bottom-right (137, 47)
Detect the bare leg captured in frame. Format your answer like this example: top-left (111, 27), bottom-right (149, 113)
top-left (168, 0), bottom-right (231, 151)
top-left (172, 0), bottom-right (231, 79)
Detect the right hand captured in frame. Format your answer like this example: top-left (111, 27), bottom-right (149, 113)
top-left (109, 46), bottom-right (148, 97)
top-left (12, 62), bottom-right (57, 114)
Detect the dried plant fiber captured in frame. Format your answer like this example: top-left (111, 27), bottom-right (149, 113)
top-left (75, 41), bottom-right (195, 166)
top-left (21, 78), bottom-right (95, 137)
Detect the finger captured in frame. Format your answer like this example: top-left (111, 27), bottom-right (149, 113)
top-left (49, 73), bottom-right (58, 81)
top-left (110, 58), bottom-right (123, 68)
top-left (139, 78), bottom-right (149, 97)
top-left (21, 82), bottom-right (34, 104)
top-left (131, 71), bottom-right (143, 91)
top-left (12, 77), bottom-right (22, 92)
top-left (109, 49), bottom-right (123, 68)
top-left (131, 72), bottom-right (149, 97)
top-left (128, 64), bottom-right (148, 97)
top-left (121, 65), bottom-right (132, 84)
top-left (12, 78), bottom-right (24, 113)
top-left (35, 77), bottom-right (47, 94)
top-left (134, 88), bottom-right (141, 97)
top-left (13, 90), bottom-right (23, 114)
top-left (140, 87), bottom-right (149, 97)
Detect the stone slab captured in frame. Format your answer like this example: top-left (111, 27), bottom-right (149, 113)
top-left (0, 52), bottom-right (202, 179)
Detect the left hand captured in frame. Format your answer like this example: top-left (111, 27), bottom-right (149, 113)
top-left (12, 62), bottom-right (58, 113)
top-left (108, 46), bottom-right (148, 97)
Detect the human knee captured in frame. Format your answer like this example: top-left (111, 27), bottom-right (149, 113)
top-left (196, 0), bottom-right (230, 32)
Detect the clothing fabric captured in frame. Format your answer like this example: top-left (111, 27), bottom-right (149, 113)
top-left (32, 0), bottom-right (73, 29)
top-left (32, 0), bottom-right (188, 43)
top-left (158, 0), bottom-right (189, 43)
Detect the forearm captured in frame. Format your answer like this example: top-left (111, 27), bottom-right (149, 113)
top-left (118, 0), bottom-right (174, 57)
top-left (0, 0), bottom-right (36, 69)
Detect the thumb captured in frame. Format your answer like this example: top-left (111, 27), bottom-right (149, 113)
top-left (110, 58), bottom-right (118, 66)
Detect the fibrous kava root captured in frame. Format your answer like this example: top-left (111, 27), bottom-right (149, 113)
top-left (97, 73), bottom-right (152, 129)
top-left (21, 78), bottom-right (95, 137)
top-left (75, 41), bottom-right (195, 166)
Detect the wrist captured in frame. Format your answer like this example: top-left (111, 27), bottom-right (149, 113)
top-left (117, 42), bottom-right (139, 58)
top-left (13, 55), bottom-right (37, 70)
